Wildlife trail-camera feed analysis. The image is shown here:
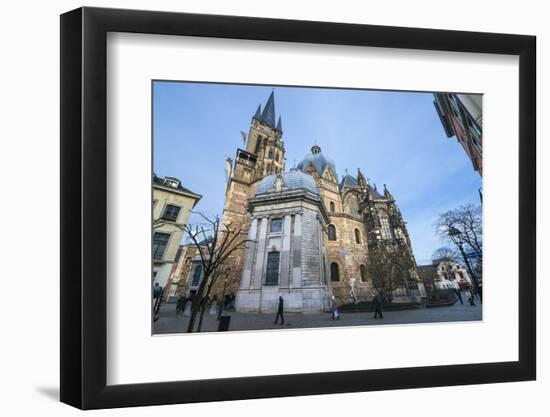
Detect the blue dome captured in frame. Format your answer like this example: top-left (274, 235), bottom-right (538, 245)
top-left (256, 169), bottom-right (319, 195)
top-left (296, 145), bottom-right (338, 180)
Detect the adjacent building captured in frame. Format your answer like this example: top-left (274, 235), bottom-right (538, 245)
top-left (433, 93), bottom-right (483, 176)
top-left (202, 91), bottom-right (425, 313)
top-left (152, 174), bottom-right (202, 288)
top-left (417, 259), bottom-right (472, 292)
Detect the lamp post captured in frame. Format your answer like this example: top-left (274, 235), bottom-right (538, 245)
top-left (217, 267), bottom-right (231, 321)
top-left (447, 226), bottom-right (479, 294)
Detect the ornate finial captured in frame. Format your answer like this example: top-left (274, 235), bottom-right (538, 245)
top-left (345, 168), bottom-right (348, 175)
top-left (311, 144), bottom-right (321, 154)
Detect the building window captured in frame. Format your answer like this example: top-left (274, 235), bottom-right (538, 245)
top-left (330, 263), bottom-right (340, 282)
top-left (152, 232), bottom-right (170, 260)
top-left (270, 218), bottom-right (283, 233)
top-left (329, 201), bottom-right (335, 212)
top-left (360, 264), bottom-right (367, 282)
top-left (328, 224), bottom-right (337, 241)
top-left (161, 204), bottom-right (181, 222)
top-left (275, 152), bottom-right (279, 162)
top-left (191, 265), bottom-right (202, 286)
top-left (354, 228), bottom-right (362, 244)
top-left (268, 149), bottom-right (274, 159)
top-left (379, 212), bottom-right (392, 239)
top-left (265, 251), bottom-right (280, 285)
top-left (254, 136), bottom-right (262, 154)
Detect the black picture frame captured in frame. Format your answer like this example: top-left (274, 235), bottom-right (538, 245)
top-left (60, 6), bottom-right (536, 410)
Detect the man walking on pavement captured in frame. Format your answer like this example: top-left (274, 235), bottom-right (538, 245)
top-left (274, 296), bottom-right (284, 325)
top-left (373, 292), bottom-right (384, 319)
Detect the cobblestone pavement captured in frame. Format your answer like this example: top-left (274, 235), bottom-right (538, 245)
top-left (153, 299), bottom-right (482, 334)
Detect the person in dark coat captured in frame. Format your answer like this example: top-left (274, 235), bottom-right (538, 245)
top-left (455, 288), bottom-right (464, 305)
top-left (467, 288), bottom-right (476, 306)
top-left (176, 295), bottom-right (187, 315)
top-left (274, 296), bottom-right (284, 325)
top-left (373, 292), bottom-right (384, 319)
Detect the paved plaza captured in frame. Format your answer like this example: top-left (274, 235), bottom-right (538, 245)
top-left (153, 299), bottom-right (482, 334)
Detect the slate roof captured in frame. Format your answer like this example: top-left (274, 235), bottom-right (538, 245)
top-left (256, 169), bottom-right (319, 195)
top-left (339, 174), bottom-right (360, 191)
top-left (296, 147), bottom-right (338, 181)
top-left (252, 91), bottom-right (282, 132)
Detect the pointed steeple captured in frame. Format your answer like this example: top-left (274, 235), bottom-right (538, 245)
top-left (276, 116), bottom-right (283, 132)
top-left (357, 168), bottom-right (368, 191)
top-left (253, 104), bottom-right (262, 121)
top-left (260, 91), bottom-right (276, 128)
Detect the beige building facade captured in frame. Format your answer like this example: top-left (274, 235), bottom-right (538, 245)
top-left (152, 175), bottom-right (201, 288)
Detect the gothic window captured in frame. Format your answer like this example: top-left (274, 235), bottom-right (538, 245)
top-left (354, 228), bottom-right (362, 244)
top-left (191, 265), bottom-right (202, 286)
top-left (329, 201), bottom-right (335, 212)
top-left (268, 149), bottom-right (274, 159)
top-left (270, 218), bottom-right (282, 233)
top-left (330, 263), bottom-right (340, 282)
top-left (328, 224), bottom-right (337, 241)
top-left (275, 152), bottom-right (279, 162)
top-left (152, 232), bottom-right (170, 260)
top-left (360, 264), bottom-right (367, 282)
top-left (265, 251), bottom-right (280, 285)
top-left (379, 211), bottom-right (393, 239)
top-left (254, 136), bottom-right (262, 154)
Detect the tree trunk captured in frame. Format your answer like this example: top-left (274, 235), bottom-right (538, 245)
top-left (197, 300), bottom-right (208, 332)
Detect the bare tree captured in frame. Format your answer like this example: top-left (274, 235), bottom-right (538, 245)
top-left (435, 204), bottom-right (482, 255)
top-left (367, 242), bottom-right (412, 302)
top-left (431, 247), bottom-right (460, 264)
top-left (181, 213), bottom-right (252, 333)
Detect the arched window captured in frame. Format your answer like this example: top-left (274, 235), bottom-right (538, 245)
top-left (360, 264), bottom-right (367, 282)
top-left (268, 149), bottom-right (274, 159)
top-left (379, 211), bottom-right (392, 239)
top-left (265, 251), bottom-right (280, 285)
top-left (191, 265), bottom-right (202, 286)
top-left (330, 263), bottom-right (340, 282)
top-left (354, 228), bottom-right (362, 244)
top-left (329, 201), bottom-right (335, 212)
top-left (328, 224), bottom-right (337, 241)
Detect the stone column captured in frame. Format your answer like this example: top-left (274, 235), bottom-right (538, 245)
top-left (240, 218), bottom-right (258, 289)
top-left (252, 217), bottom-right (269, 288)
top-left (279, 214), bottom-right (292, 288)
top-left (292, 213), bottom-right (302, 288)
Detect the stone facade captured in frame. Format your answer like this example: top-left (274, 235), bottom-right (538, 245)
top-left (195, 92), bottom-right (425, 312)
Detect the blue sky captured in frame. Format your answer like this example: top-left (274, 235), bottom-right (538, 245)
top-left (153, 81), bottom-right (481, 265)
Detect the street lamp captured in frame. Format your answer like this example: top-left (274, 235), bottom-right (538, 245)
top-left (447, 226), bottom-right (479, 295)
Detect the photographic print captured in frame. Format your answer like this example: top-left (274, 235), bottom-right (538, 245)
top-left (151, 82), bottom-right (483, 334)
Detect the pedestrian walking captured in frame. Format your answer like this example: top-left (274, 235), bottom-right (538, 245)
top-left (373, 292), bottom-right (384, 319)
top-left (175, 295), bottom-right (187, 315)
top-left (467, 288), bottom-right (476, 306)
top-left (274, 296), bottom-right (284, 325)
top-left (331, 295), bottom-right (340, 320)
top-left (455, 288), bottom-right (464, 305)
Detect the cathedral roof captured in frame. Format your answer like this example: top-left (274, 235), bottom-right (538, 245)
top-left (296, 145), bottom-right (338, 181)
top-left (339, 174), bottom-right (360, 191)
top-left (369, 185), bottom-right (384, 199)
top-left (256, 169), bottom-right (320, 195)
top-left (253, 91), bottom-right (281, 131)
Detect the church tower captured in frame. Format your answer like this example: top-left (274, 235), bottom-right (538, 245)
top-left (216, 91), bottom-right (286, 299)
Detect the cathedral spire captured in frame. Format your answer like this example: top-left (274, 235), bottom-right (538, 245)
top-left (260, 90), bottom-right (276, 128)
top-left (276, 115), bottom-right (283, 132)
top-left (253, 104), bottom-right (262, 121)
top-left (357, 168), bottom-right (368, 191)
